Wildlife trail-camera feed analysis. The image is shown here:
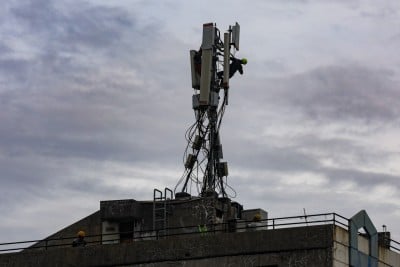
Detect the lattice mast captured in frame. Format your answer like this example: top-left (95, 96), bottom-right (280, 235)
top-left (175, 22), bottom-right (241, 198)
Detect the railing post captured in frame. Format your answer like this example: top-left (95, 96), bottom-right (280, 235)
top-left (273, 219), bottom-right (275, 229)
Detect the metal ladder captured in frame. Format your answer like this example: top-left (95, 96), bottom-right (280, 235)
top-left (153, 187), bottom-right (173, 239)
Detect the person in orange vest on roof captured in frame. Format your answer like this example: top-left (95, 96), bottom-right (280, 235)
top-left (72, 230), bottom-right (87, 247)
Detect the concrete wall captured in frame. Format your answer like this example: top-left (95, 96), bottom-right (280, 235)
top-left (27, 197), bottom-right (240, 251)
top-left (333, 226), bottom-right (400, 267)
top-left (0, 224), bottom-right (334, 267)
top-left (379, 246), bottom-right (400, 267)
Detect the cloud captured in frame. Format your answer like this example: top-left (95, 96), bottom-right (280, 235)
top-left (11, 0), bottom-right (133, 49)
top-left (1, 0), bottom-right (400, 245)
top-left (218, 63), bottom-right (400, 234)
top-left (1, 0), bottom-right (190, 161)
top-left (0, 1), bottom-right (190, 242)
top-left (248, 65), bottom-right (400, 123)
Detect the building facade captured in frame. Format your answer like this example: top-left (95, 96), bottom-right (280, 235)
top-left (0, 196), bottom-right (399, 267)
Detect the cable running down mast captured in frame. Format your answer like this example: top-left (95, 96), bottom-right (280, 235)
top-left (175, 22), bottom-right (246, 198)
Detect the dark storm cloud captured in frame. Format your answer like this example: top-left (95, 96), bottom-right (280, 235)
top-left (0, 84), bottom-right (185, 164)
top-left (11, 0), bottom-right (133, 49)
top-left (224, 126), bottom-right (400, 193)
top-left (228, 142), bottom-right (320, 173)
top-left (0, 58), bottom-right (30, 80)
top-left (257, 65), bottom-right (400, 123)
top-left (1, 1), bottom-right (139, 92)
top-left (224, 63), bottom-right (400, 194)
top-left (3, 0), bottom-right (171, 90)
top-left (230, 159), bottom-right (400, 214)
top-left (0, 0), bottom-right (188, 221)
top-left (293, 133), bottom-right (396, 165)
top-left (323, 167), bottom-right (400, 189)
top-left (11, 0), bottom-right (60, 29)
top-left (229, 144), bottom-right (400, 191)
top-left (0, 157), bottom-right (52, 190)
top-left (0, 0), bottom-right (187, 164)
top-left (298, 66), bottom-right (398, 121)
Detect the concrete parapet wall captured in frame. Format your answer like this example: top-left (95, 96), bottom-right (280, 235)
top-left (378, 246), bottom-right (400, 267)
top-left (0, 225), bottom-right (334, 267)
top-left (333, 225), bottom-right (400, 267)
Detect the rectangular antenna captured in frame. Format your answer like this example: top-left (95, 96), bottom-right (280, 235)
top-left (190, 50), bottom-right (200, 89)
top-left (199, 23), bottom-right (215, 106)
top-left (199, 49), bottom-right (212, 105)
top-left (232, 22), bottom-right (240, 51)
top-left (201, 23), bottom-right (215, 50)
top-left (223, 32), bottom-right (230, 89)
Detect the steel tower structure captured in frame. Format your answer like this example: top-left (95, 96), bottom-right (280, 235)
top-left (175, 22), bottom-right (242, 198)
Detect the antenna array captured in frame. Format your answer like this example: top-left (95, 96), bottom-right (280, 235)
top-left (175, 22), bottom-right (243, 198)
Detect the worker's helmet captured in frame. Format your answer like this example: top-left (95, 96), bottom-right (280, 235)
top-left (77, 230), bottom-right (85, 237)
top-left (241, 58), bottom-right (248, 65)
top-left (253, 213), bottom-right (262, 221)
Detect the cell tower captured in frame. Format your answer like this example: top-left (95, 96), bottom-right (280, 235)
top-left (175, 22), bottom-right (244, 198)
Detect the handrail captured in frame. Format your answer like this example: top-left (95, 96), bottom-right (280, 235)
top-left (0, 212), bottom-right (398, 253)
top-left (389, 238), bottom-right (400, 252)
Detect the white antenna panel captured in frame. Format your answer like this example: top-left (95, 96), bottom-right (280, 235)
top-left (232, 22), bottom-right (240, 51)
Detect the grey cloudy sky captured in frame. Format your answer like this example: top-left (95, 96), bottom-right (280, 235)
top-left (1, 0), bottom-right (400, 245)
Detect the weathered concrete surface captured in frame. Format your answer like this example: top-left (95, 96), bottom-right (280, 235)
top-left (379, 246), bottom-right (400, 267)
top-left (129, 250), bottom-right (331, 267)
top-left (0, 225), bottom-right (333, 267)
top-left (333, 225), bottom-right (400, 267)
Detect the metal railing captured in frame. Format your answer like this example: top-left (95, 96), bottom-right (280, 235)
top-left (0, 212), bottom-right (398, 254)
top-left (391, 239), bottom-right (400, 253)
